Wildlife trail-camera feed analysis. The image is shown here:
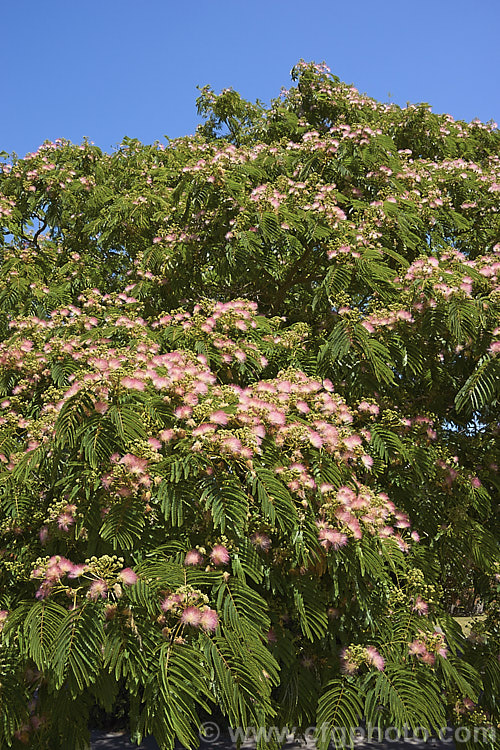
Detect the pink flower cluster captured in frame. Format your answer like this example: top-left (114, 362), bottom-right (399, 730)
top-left (160, 589), bottom-right (219, 632)
top-left (401, 250), bottom-right (500, 303)
top-left (180, 606), bottom-right (219, 631)
top-left (340, 644), bottom-right (385, 674)
top-left (183, 545), bottom-right (230, 566)
top-left (30, 556), bottom-right (137, 601)
top-left (408, 630), bottom-right (448, 666)
top-left (101, 453), bottom-right (152, 498)
top-left (31, 556), bottom-right (88, 599)
top-left (57, 503), bottom-right (77, 532)
top-left (152, 300), bottom-right (267, 369)
top-left (412, 596), bottom-right (429, 615)
top-left (318, 484), bottom-right (411, 549)
top-left (317, 524), bottom-right (348, 550)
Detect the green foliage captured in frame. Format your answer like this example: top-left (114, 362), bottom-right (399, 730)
top-left (0, 60), bottom-right (498, 748)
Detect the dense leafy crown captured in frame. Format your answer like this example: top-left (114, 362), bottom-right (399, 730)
top-left (0, 61), bottom-right (499, 749)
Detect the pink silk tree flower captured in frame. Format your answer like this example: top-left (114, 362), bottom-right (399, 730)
top-left (408, 640), bottom-right (427, 657)
top-left (250, 532), bottom-right (271, 551)
top-left (210, 545), bottom-right (230, 565)
top-left (68, 564), bottom-right (87, 579)
top-left (184, 549), bottom-right (203, 566)
top-left (365, 646), bottom-right (385, 671)
top-left (412, 596), bottom-right (428, 615)
top-left (200, 608), bottom-right (219, 632)
top-left (118, 568), bottom-right (138, 585)
top-left (88, 579), bottom-right (108, 600)
top-left (180, 606), bottom-right (202, 627)
top-left (209, 410), bottom-right (229, 425)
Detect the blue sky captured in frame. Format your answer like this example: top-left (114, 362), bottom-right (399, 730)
top-left (2, 0), bottom-right (499, 157)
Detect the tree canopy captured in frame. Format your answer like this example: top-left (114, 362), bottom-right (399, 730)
top-left (0, 61), bottom-right (499, 749)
